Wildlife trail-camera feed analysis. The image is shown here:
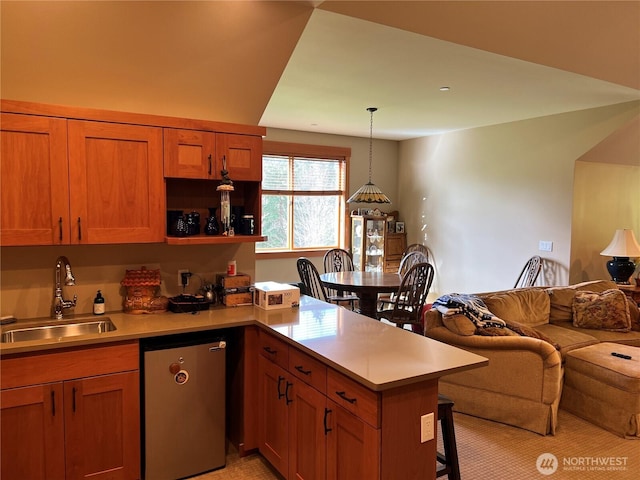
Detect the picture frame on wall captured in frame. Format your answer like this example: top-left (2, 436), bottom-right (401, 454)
top-left (395, 222), bottom-right (405, 233)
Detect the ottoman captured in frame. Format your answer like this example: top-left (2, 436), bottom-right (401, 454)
top-left (560, 343), bottom-right (640, 439)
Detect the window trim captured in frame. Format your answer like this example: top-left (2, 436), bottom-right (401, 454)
top-left (257, 141), bottom-right (351, 258)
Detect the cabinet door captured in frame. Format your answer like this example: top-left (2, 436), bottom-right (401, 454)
top-left (164, 128), bottom-right (216, 179)
top-left (216, 133), bottom-right (262, 181)
top-left (326, 400), bottom-right (380, 480)
top-left (259, 356), bottom-right (290, 477)
top-left (64, 371), bottom-right (140, 480)
top-left (0, 383), bottom-right (66, 480)
top-left (68, 120), bottom-right (164, 244)
top-left (0, 113), bottom-right (70, 246)
top-left (289, 379), bottom-right (327, 480)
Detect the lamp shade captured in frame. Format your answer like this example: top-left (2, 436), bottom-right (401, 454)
top-left (347, 182), bottom-right (391, 204)
top-left (600, 229), bottom-right (640, 257)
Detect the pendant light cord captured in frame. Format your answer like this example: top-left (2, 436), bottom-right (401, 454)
top-left (367, 107), bottom-right (377, 183)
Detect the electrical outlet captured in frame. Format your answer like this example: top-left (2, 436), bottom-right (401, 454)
top-left (178, 269), bottom-right (190, 287)
top-left (420, 412), bottom-right (434, 443)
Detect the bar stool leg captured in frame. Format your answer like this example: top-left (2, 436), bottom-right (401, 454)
top-left (436, 394), bottom-right (461, 480)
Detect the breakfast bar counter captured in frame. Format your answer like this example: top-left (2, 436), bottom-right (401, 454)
top-left (1, 296), bottom-right (486, 391)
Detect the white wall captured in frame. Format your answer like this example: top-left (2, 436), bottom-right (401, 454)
top-left (396, 102), bottom-right (639, 297)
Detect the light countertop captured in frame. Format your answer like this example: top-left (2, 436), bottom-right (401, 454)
top-left (0, 296), bottom-right (487, 391)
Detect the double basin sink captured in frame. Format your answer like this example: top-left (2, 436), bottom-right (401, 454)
top-left (1, 318), bottom-right (116, 343)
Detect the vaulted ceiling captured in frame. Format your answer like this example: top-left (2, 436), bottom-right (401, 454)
top-left (1, 1), bottom-right (638, 140)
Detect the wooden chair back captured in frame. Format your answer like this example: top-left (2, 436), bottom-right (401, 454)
top-left (378, 262), bottom-right (435, 329)
top-left (297, 257), bottom-right (328, 302)
top-left (514, 255), bottom-right (542, 288)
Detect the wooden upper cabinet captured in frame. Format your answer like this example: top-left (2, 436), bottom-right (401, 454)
top-left (164, 130), bottom-right (262, 182)
top-left (0, 114), bottom-right (70, 246)
top-left (163, 128), bottom-right (216, 179)
top-left (68, 120), bottom-right (165, 244)
top-left (216, 133), bottom-right (262, 181)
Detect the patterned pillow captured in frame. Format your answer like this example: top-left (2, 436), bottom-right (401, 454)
top-left (572, 289), bottom-right (631, 332)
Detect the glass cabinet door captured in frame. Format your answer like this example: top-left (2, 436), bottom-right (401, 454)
top-left (351, 216), bottom-right (364, 270)
top-left (364, 218), bottom-right (385, 272)
top-left (351, 216), bottom-right (386, 272)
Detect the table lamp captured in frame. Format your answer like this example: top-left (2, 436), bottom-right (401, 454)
top-left (600, 229), bottom-right (640, 284)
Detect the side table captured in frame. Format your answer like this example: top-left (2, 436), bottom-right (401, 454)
top-left (619, 284), bottom-right (640, 305)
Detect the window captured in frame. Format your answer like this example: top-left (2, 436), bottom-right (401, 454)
top-left (257, 141), bottom-right (350, 254)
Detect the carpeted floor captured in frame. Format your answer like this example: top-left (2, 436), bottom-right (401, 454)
top-left (193, 409), bottom-right (638, 480)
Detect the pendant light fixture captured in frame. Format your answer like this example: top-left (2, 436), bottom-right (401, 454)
top-left (347, 107), bottom-right (392, 204)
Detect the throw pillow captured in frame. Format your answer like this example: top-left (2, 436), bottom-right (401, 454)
top-left (546, 280), bottom-right (618, 323)
top-left (482, 289), bottom-right (550, 327)
top-left (442, 314), bottom-right (477, 336)
top-left (572, 289), bottom-right (631, 332)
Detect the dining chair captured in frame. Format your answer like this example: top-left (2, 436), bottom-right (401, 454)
top-left (323, 249), bottom-right (358, 310)
top-left (376, 262), bottom-right (435, 333)
top-left (296, 257), bottom-right (329, 302)
top-left (378, 251), bottom-right (429, 311)
top-left (403, 243), bottom-right (429, 261)
top-left (399, 250), bottom-right (429, 275)
top-left (514, 255), bottom-right (542, 288)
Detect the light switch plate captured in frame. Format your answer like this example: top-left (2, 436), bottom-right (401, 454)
top-left (538, 240), bottom-right (553, 252)
top-left (421, 412), bottom-right (434, 443)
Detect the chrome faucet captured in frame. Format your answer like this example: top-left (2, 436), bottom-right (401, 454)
top-left (53, 256), bottom-right (77, 319)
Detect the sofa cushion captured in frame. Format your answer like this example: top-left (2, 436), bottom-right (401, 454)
top-left (534, 323), bottom-right (599, 357)
top-left (481, 288), bottom-right (550, 327)
top-left (545, 321), bottom-right (640, 347)
top-left (572, 289), bottom-right (631, 332)
top-left (546, 280), bottom-right (618, 323)
top-left (442, 314), bottom-right (477, 336)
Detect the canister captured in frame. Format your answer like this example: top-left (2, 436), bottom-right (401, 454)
top-left (240, 214), bottom-right (254, 235)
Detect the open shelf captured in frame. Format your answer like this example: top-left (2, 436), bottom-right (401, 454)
top-left (165, 235), bottom-right (267, 245)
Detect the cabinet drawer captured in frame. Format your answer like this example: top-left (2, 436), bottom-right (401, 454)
top-left (327, 369), bottom-right (380, 428)
top-left (258, 330), bottom-right (289, 370)
top-left (288, 347), bottom-right (327, 394)
top-left (385, 260), bottom-right (401, 273)
top-left (1, 341), bottom-right (139, 390)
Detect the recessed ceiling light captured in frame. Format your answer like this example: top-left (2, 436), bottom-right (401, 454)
top-left (439, 86), bottom-right (451, 92)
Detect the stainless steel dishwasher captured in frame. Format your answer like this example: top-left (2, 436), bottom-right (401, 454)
top-left (142, 332), bottom-right (226, 480)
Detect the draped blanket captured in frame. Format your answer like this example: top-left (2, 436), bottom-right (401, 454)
top-left (433, 293), bottom-right (507, 328)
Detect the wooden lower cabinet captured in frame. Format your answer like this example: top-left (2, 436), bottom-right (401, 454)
top-left (0, 342), bottom-right (140, 480)
top-left (258, 332), bottom-right (384, 480)
top-left (1, 383), bottom-right (66, 479)
top-left (259, 355), bottom-right (329, 480)
top-left (257, 330), bottom-right (439, 480)
top-left (326, 399), bottom-right (380, 480)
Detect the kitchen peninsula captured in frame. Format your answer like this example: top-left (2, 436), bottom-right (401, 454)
top-left (1, 296), bottom-right (487, 480)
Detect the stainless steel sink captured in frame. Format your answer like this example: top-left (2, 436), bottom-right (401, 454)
top-left (1, 318), bottom-right (116, 343)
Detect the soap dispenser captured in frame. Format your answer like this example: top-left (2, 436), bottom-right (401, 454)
top-left (93, 290), bottom-right (105, 315)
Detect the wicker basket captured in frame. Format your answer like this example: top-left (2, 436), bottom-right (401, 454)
top-left (121, 267), bottom-right (168, 314)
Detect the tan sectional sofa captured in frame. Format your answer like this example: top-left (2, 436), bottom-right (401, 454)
top-left (424, 280), bottom-right (640, 436)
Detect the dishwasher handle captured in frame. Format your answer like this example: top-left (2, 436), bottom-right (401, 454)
top-left (209, 341), bottom-right (227, 351)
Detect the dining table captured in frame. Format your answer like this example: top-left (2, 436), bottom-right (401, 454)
top-left (320, 270), bottom-right (402, 318)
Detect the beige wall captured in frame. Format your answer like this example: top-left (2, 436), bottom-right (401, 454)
top-left (571, 161), bottom-right (640, 283)
top-left (397, 102), bottom-right (640, 297)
